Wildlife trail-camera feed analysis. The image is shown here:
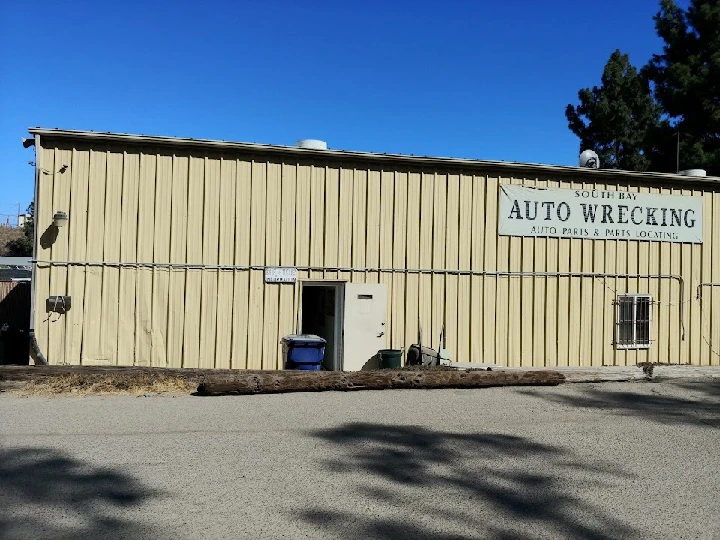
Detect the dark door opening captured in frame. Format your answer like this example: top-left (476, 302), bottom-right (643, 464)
top-left (300, 283), bottom-right (343, 370)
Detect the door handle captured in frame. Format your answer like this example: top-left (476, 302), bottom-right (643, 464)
top-left (377, 331), bottom-right (384, 338)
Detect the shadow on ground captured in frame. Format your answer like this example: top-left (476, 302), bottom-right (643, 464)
top-left (522, 380), bottom-right (720, 428)
top-left (0, 447), bottom-right (164, 540)
top-left (299, 423), bottom-right (637, 539)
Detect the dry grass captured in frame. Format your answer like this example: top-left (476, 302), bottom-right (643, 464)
top-left (7, 373), bottom-right (194, 396)
top-left (0, 227), bottom-right (23, 256)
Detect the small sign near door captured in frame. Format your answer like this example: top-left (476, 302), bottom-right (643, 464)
top-left (265, 266), bottom-right (297, 283)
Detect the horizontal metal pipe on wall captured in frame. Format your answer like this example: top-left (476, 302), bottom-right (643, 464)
top-left (697, 283), bottom-right (720, 299)
top-left (33, 259), bottom-right (686, 340)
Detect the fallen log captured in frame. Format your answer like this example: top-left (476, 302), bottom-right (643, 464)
top-left (196, 369), bottom-right (565, 396)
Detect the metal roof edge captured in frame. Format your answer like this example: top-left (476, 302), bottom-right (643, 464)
top-left (28, 127), bottom-right (720, 185)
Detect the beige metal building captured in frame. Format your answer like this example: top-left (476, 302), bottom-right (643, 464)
top-left (26, 128), bottom-right (720, 369)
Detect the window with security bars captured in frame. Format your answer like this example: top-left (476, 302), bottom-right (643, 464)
top-left (615, 295), bottom-right (652, 349)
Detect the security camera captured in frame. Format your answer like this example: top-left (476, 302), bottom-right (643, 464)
top-left (21, 137), bottom-right (35, 148)
top-left (579, 149), bottom-right (599, 169)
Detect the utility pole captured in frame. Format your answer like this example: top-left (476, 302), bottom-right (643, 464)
top-left (676, 132), bottom-right (680, 173)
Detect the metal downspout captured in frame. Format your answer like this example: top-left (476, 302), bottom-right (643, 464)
top-left (28, 134), bottom-right (48, 365)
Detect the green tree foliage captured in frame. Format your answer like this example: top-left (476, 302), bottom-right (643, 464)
top-left (566, 50), bottom-right (659, 171)
top-left (567, 0), bottom-right (719, 174)
top-left (4, 202), bottom-right (34, 257)
top-left (644, 0), bottom-right (720, 175)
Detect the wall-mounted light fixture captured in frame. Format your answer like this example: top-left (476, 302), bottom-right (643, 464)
top-left (53, 211), bottom-right (68, 227)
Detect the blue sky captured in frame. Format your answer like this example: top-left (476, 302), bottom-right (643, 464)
top-left (0, 0), bottom-right (681, 224)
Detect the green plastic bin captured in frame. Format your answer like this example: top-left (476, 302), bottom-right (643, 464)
top-left (378, 349), bottom-right (403, 369)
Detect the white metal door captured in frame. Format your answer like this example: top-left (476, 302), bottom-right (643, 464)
top-left (342, 283), bottom-right (388, 371)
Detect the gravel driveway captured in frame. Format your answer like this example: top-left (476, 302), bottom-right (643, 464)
top-left (1, 379), bottom-right (718, 539)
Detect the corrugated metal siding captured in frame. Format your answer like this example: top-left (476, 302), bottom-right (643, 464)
top-left (34, 138), bottom-right (720, 368)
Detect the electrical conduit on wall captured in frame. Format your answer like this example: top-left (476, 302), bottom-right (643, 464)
top-left (34, 259), bottom-right (687, 343)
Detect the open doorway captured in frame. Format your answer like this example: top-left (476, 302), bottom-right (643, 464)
top-left (300, 282), bottom-right (344, 370)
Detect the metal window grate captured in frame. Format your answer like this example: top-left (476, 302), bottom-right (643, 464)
top-left (615, 295), bottom-right (652, 349)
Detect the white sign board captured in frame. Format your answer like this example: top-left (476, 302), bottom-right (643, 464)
top-left (264, 266), bottom-right (297, 283)
top-left (499, 185), bottom-right (703, 244)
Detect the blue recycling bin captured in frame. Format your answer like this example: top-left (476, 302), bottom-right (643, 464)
top-left (282, 334), bottom-right (326, 371)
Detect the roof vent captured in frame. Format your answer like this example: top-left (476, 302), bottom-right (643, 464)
top-left (579, 149), bottom-right (600, 169)
top-left (297, 139), bottom-right (328, 150)
top-left (679, 169), bottom-right (706, 177)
